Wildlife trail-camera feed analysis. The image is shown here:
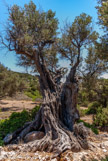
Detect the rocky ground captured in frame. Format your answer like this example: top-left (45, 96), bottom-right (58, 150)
top-left (0, 100), bottom-right (108, 161)
top-left (0, 133), bottom-right (108, 161)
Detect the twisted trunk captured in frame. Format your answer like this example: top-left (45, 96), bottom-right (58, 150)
top-left (4, 65), bottom-right (91, 156)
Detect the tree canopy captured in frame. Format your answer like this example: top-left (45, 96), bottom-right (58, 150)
top-left (96, 0), bottom-right (108, 62)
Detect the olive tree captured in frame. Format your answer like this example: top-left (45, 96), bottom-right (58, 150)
top-left (96, 0), bottom-right (108, 61)
top-left (0, 2), bottom-right (98, 155)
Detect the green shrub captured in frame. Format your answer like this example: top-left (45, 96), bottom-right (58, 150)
top-left (93, 107), bottom-right (108, 127)
top-left (78, 91), bottom-right (88, 105)
top-left (0, 136), bottom-right (4, 146)
top-left (77, 119), bottom-right (99, 134)
top-left (30, 105), bottom-right (40, 119)
top-left (87, 101), bottom-right (100, 114)
top-left (79, 109), bottom-right (87, 117)
top-left (81, 101), bottom-right (89, 107)
top-left (0, 110), bottom-right (31, 140)
top-left (25, 90), bottom-right (42, 101)
top-left (0, 105), bottom-right (40, 146)
top-left (77, 105), bottom-right (88, 117)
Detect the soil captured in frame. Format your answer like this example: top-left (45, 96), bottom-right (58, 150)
top-left (0, 99), bottom-right (40, 120)
top-left (81, 115), bottom-right (93, 124)
top-left (0, 100), bottom-right (108, 161)
top-left (0, 134), bottom-right (108, 161)
top-left (79, 106), bottom-right (93, 124)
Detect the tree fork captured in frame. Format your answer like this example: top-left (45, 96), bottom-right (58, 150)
top-left (4, 67), bottom-right (91, 155)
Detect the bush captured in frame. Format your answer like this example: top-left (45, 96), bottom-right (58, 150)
top-left (77, 119), bottom-right (99, 134)
top-left (30, 105), bottom-right (40, 119)
top-left (78, 91), bottom-right (88, 105)
top-left (0, 135), bottom-right (4, 146)
top-left (81, 101), bottom-right (89, 107)
top-left (87, 101), bottom-right (100, 114)
top-left (77, 105), bottom-right (88, 117)
top-left (79, 109), bottom-right (87, 117)
top-left (93, 107), bottom-right (108, 127)
top-left (0, 105), bottom-right (40, 146)
top-left (25, 90), bottom-right (42, 101)
top-left (0, 110), bottom-right (31, 144)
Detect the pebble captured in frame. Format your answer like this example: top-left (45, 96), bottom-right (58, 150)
top-left (0, 138), bottom-right (108, 161)
top-left (103, 149), bottom-right (107, 152)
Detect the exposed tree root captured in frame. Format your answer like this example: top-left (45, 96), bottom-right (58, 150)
top-left (3, 67), bottom-right (93, 156)
top-left (4, 91), bottom-right (92, 156)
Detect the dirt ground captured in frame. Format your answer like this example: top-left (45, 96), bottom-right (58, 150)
top-left (81, 115), bottom-right (93, 124)
top-left (0, 99), bottom-right (39, 120)
top-left (80, 106), bottom-right (93, 124)
top-left (0, 100), bottom-right (108, 161)
top-left (0, 100), bottom-right (93, 124)
top-left (0, 133), bottom-right (108, 161)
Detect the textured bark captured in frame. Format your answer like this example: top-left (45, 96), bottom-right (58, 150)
top-left (61, 67), bottom-right (80, 131)
top-left (4, 66), bottom-right (91, 156)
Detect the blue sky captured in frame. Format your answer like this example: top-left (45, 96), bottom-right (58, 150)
top-left (0, 0), bottom-right (103, 74)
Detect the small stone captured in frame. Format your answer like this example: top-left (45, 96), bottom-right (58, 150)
top-left (103, 149), bottom-right (107, 152)
top-left (24, 131), bottom-right (45, 143)
top-left (51, 159), bottom-right (58, 161)
top-left (3, 133), bottom-right (13, 144)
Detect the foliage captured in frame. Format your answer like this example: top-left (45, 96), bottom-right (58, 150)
top-left (79, 46), bottom-right (107, 104)
top-left (0, 106), bottom-right (40, 146)
top-left (77, 105), bottom-right (88, 117)
top-left (0, 1), bottom-right (59, 72)
top-left (78, 91), bottom-right (87, 105)
top-left (0, 63), bottom-right (41, 98)
top-left (25, 90), bottom-right (42, 101)
top-left (59, 13), bottom-right (98, 66)
top-left (29, 105), bottom-right (40, 119)
top-left (0, 136), bottom-right (4, 146)
top-left (93, 107), bottom-right (108, 127)
top-left (97, 0), bottom-right (108, 29)
top-left (78, 78), bottom-right (108, 108)
top-left (87, 101), bottom-right (101, 114)
top-left (96, 0), bottom-right (108, 62)
top-left (95, 79), bottom-right (108, 108)
top-left (77, 119), bottom-right (99, 134)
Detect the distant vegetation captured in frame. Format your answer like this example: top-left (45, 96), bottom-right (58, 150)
top-left (78, 78), bottom-right (108, 108)
top-left (0, 63), bottom-right (108, 128)
top-left (78, 76), bottom-right (108, 128)
top-left (0, 63), bottom-right (42, 100)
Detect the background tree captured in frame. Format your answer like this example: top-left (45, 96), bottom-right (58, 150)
top-left (0, 2), bottom-right (99, 155)
top-left (95, 78), bottom-right (108, 108)
top-left (96, 0), bottom-right (108, 61)
top-left (79, 46), bottom-right (107, 103)
top-left (97, 0), bottom-right (108, 28)
top-left (77, 0), bottom-right (108, 108)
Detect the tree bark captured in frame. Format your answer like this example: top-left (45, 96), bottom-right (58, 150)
top-left (61, 67), bottom-right (80, 131)
top-left (4, 65), bottom-right (92, 156)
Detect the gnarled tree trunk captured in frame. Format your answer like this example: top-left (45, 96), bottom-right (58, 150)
top-left (4, 65), bottom-right (91, 156)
